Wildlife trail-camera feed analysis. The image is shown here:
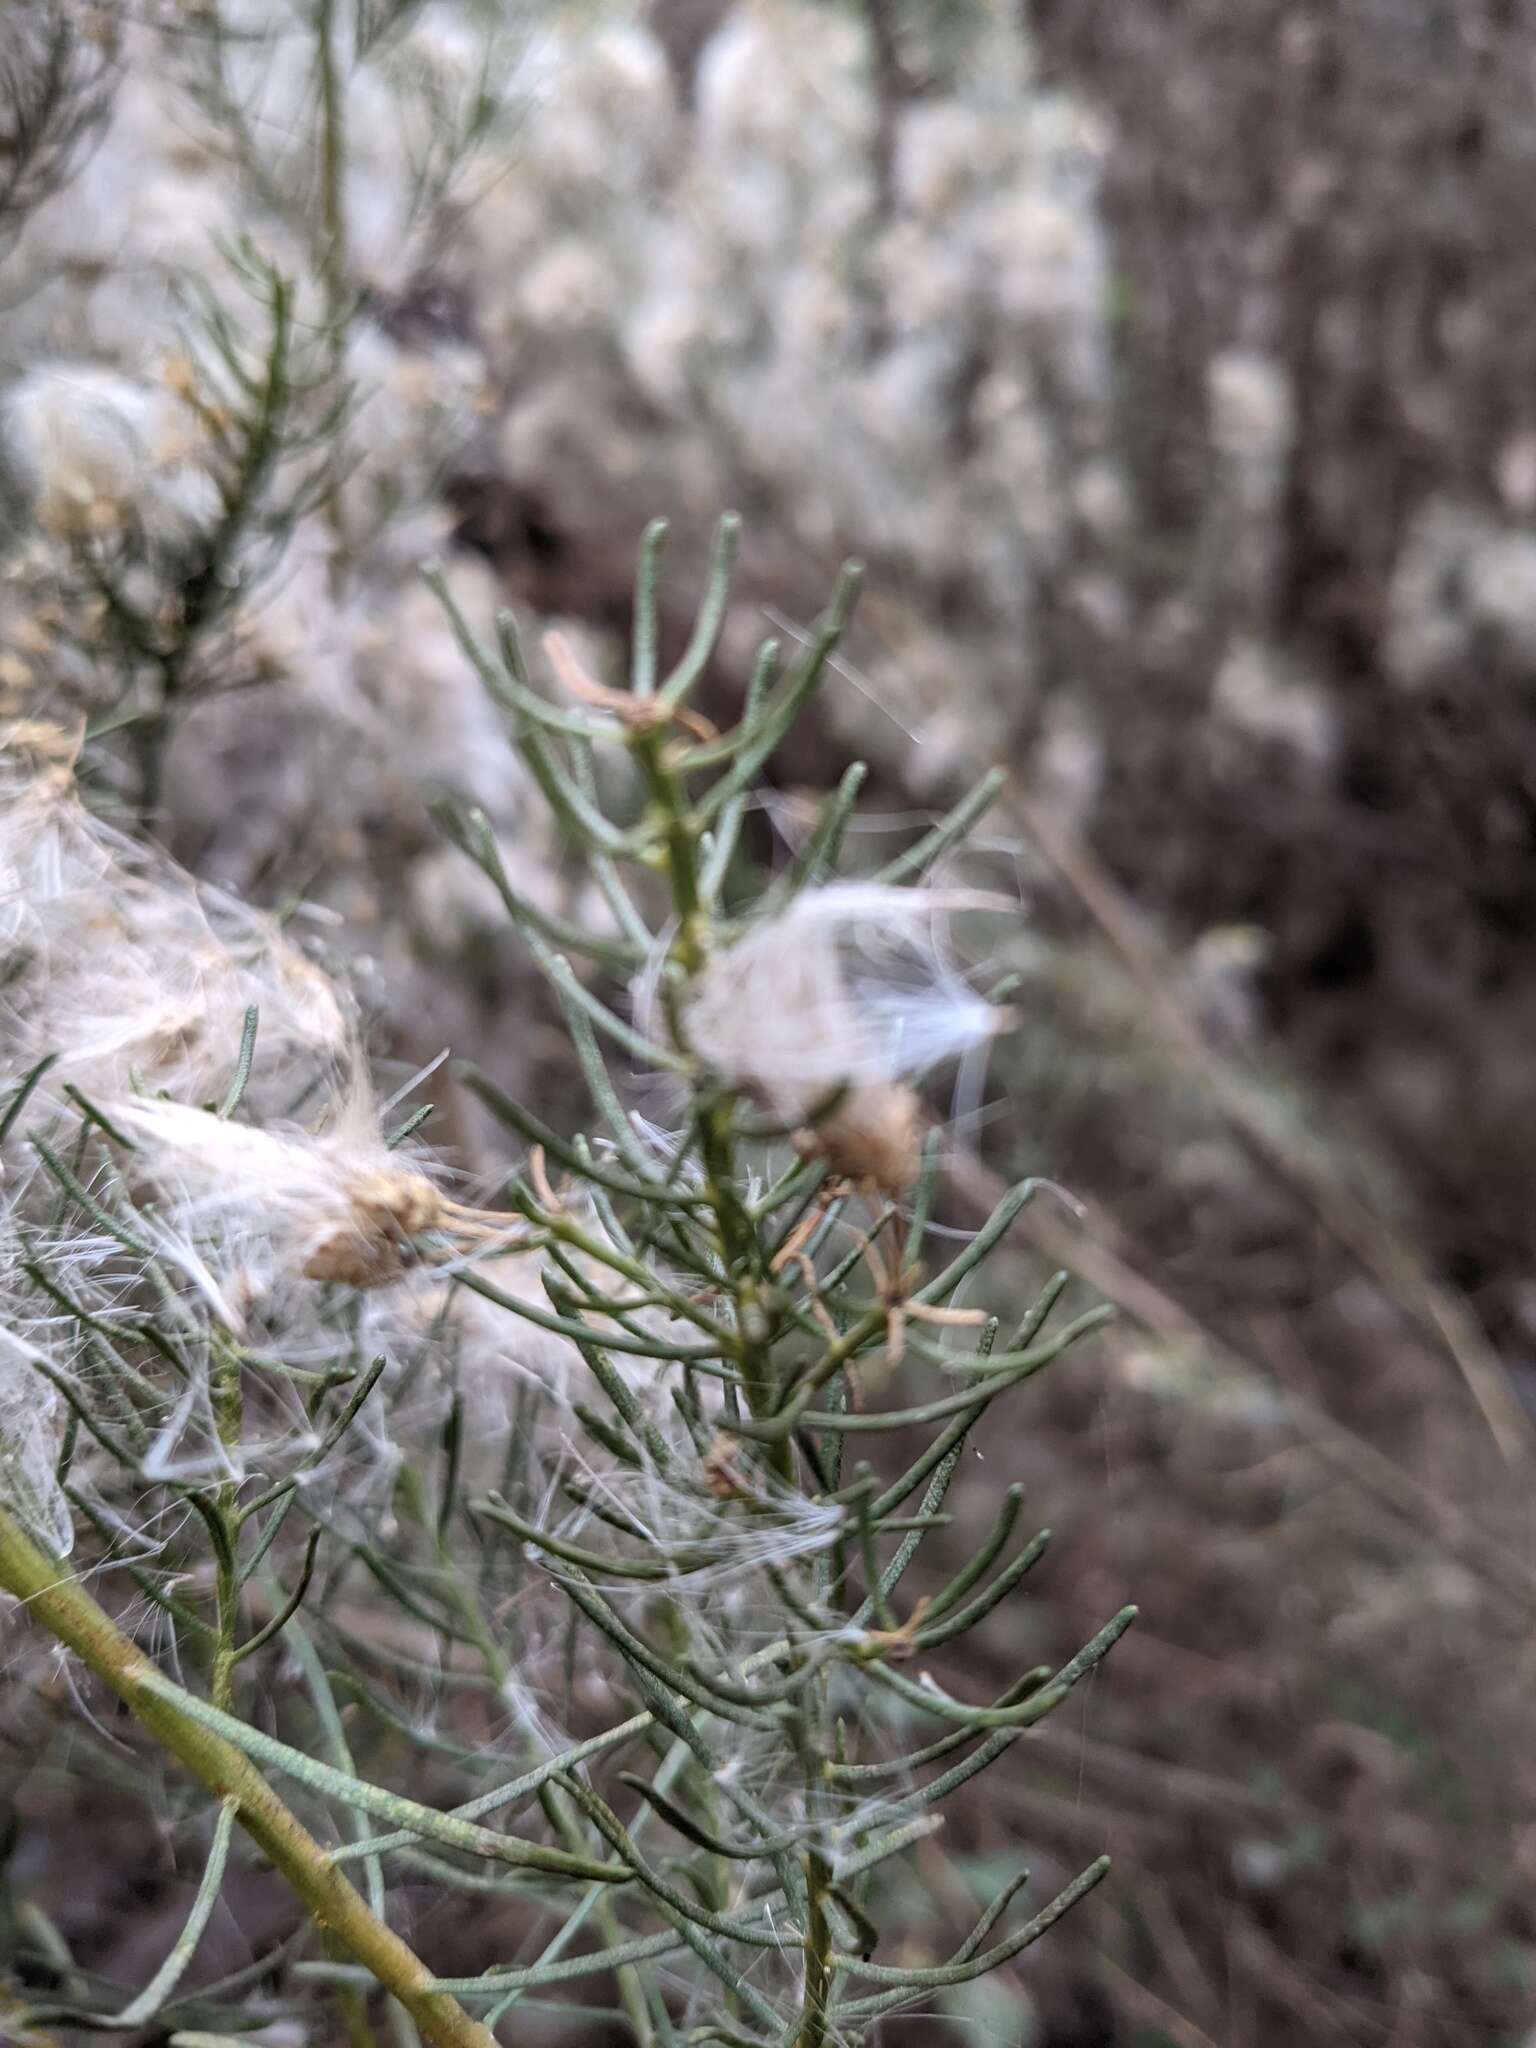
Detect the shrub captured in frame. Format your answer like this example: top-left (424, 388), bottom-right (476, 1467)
top-left (0, 524), bottom-right (1129, 2046)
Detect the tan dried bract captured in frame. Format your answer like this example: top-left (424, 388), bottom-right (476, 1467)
top-left (303, 1169), bottom-right (445, 1287)
top-left (794, 1082), bottom-right (924, 1198)
top-left (702, 1431), bottom-right (753, 1500)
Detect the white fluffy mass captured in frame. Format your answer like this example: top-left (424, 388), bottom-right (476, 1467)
top-left (0, 738), bottom-right (593, 1544)
top-left (680, 884), bottom-right (1007, 1107)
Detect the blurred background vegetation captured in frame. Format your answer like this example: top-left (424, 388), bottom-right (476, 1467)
top-left (3, 2), bottom-right (1535, 2044)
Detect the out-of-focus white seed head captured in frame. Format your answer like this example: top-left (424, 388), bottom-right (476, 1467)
top-left (0, 743), bottom-right (358, 1129)
top-left (3, 362), bottom-right (218, 543)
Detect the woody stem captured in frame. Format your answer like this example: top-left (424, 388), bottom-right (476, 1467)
top-left (0, 1506), bottom-right (497, 2048)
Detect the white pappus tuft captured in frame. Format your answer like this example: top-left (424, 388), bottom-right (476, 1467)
top-left (668, 882), bottom-right (1013, 1192)
top-left (106, 1094), bottom-right (522, 1305)
top-left (0, 738), bottom-right (357, 1127)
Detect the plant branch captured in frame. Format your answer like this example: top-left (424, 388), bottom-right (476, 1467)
top-left (0, 1506), bottom-right (498, 2048)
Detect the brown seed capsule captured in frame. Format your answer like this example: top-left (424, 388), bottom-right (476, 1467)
top-left (796, 1082), bottom-right (923, 1197)
top-left (702, 1432), bottom-right (753, 1501)
top-left (303, 1169), bottom-right (444, 1287)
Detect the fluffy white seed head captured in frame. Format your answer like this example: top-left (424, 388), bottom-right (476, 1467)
top-left (108, 1098), bottom-right (446, 1304)
top-left (0, 740), bottom-right (357, 1128)
top-left (679, 885), bottom-right (1005, 1100)
top-left (668, 883), bottom-right (1011, 1190)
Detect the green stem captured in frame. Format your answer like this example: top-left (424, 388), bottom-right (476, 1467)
top-left (128, 265), bottom-right (294, 832)
top-left (794, 1847), bottom-right (835, 2048)
top-left (632, 729), bottom-right (789, 1477)
top-left (790, 1663), bottom-right (836, 2048)
top-left (0, 1507), bottom-right (498, 2048)
top-left (398, 1463), bottom-right (512, 1690)
top-left (134, 655), bottom-right (181, 835)
top-left (632, 734), bottom-right (705, 970)
top-left (210, 1332), bottom-right (243, 1711)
